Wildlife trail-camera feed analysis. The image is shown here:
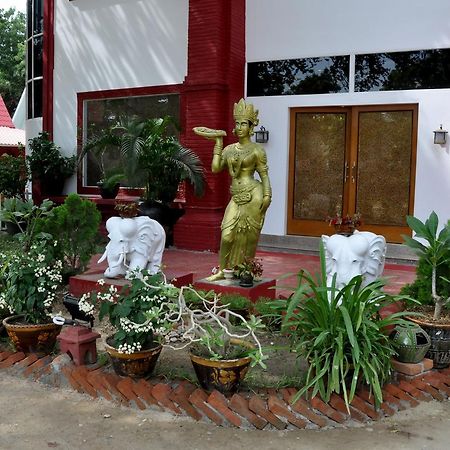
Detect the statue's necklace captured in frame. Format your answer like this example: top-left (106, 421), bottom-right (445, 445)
top-left (229, 144), bottom-right (253, 178)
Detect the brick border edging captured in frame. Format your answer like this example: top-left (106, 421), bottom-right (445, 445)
top-left (0, 349), bottom-right (449, 430)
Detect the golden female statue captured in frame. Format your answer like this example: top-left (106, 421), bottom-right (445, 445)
top-left (194, 99), bottom-right (272, 281)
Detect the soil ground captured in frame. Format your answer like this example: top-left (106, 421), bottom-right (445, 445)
top-left (0, 374), bottom-right (449, 450)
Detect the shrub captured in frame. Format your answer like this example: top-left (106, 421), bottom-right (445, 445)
top-left (36, 194), bottom-right (101, 277)
top-left (0, 151), bottom-right (29, 198)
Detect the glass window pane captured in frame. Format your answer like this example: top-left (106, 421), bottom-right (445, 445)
top-left (356, 110), bottom-right (413, 226)
top-left (84, 94), bottom-right (180, 186)
top-left (355, 49), bottom-right (450, 92)
top-left (33, 0), bottom-right (43, 35)
top-left (33, 78), bottom-right (42, 118)
top-left (293, 112), bottom-right (346, 221)
top-left (27, 0), bottom-right (32, 38)
top-left (247, 56), bottom-right (349, 96)
top-left (33, 36), bottom-right (43, 78)
top-left (27, 81), bottom-right (33, 119)
top-left (27, 40), bottom-right (32, 81)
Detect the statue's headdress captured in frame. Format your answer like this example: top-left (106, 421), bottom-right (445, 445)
top-left (233, 98), bottom-right (259, 126)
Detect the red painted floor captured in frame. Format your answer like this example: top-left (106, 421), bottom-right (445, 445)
top-left (82, 248), bottom-right (416, 298)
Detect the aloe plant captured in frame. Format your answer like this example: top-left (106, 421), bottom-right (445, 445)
top-left (402, 212), bottom-right (450, 319)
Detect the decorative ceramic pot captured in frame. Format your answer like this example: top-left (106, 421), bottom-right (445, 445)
top-left (407, 316), bottom-right (450, 369)
top-left (239, 272), bottom-right (254, 287)
top-left (190, 339), bottom-right (253, 393)
top-left (222, 268), bottom-right (235, 280)
top-left (104, 337), bottom-right (162, 378)
top-left (97, 182), bottom-right (120, 199)
top-left (3, 315), bottom-right (62, 354)
top-left (391, 324), bottom-right (431, 363)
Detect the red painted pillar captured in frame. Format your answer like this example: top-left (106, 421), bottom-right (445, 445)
top-left (175, 0), bottom-right (246, 251)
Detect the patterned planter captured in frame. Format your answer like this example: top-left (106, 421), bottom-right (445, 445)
top-left (3, 315), bottom-right (62, 355)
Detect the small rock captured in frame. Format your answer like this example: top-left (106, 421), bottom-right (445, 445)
top-left (103, 414), bottom-right (111, 419)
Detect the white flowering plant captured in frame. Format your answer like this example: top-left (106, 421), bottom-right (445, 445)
top-left (0, 241), bottom-right (63, 324)
top-left (78, 270), bottom-right (178, 354)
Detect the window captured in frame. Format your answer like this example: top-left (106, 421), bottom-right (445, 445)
top-left (81, 91), bottom-right (180, 189)
top-left (247, 56), bottom-right (350, 96)
top-left (26, 0), bottom-right (43, 119)
top-left (355, 49), bottom-right (450, 92)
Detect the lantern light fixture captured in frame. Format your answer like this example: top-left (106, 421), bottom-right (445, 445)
top-left (433, 124), bottom-right (448, 145)
top-left (255, 126), bottom-right (269, 143)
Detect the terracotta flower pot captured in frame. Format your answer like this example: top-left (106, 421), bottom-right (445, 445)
top-left (3, 315), bottom-right (62, 355)
top-left (104, 337), bottom-right (162, 378)
top-left (189, 339), bottom-right (253, 393)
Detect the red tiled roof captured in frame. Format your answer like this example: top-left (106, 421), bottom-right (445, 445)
top-left (0, 96), bottom-right (14, 128)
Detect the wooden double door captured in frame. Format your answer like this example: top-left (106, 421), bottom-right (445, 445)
top-left (287, 104), bottom-right (418, 242)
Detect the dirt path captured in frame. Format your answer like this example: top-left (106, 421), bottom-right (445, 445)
top-left (0, 375), bottom-right (449, 450)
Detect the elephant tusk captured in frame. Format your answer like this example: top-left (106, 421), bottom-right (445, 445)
top-left (98, 249), bottom-right (107, 264)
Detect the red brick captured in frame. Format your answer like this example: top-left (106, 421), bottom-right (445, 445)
top-left (380, 389), bottom-right (407, 410)
top-left (421, 374), bottom-right (450, 396)
top-left (329, 394), bottom-right (367, 423)
top-left (230, 394), bottom-right (268, 430)
top-left (423, 358), bottom-right (434, 371)
top-left (151, 383), bottom-right (182, 415)
top-left (0, 352), bottom-right (26, 368)
top-left (23, 355), bottom-right (52, 377)
top-left (62, 366), bottom-right (85, 394)
top-left (71, 367), bottom-right (99, 398)
top-left (310, 397), bottom-right (346, 424)
top-left (409, 378), bottom-right (444, 401)
top-left (267, 395), bottom-right (307, 429)
top-left (391, 359), bottom-right (432, 376)
top-left (14, 353), bottom-right (39, 369)
top-left (398, 380), bottom-right (430, 402)
top-left (383, 384), bottom-right (419, 407)
top-left (116, 378), bottom-right (146, 410)
top-left (0, 351), bottom-right (13, 362)
top-left (100, 373), bottom-right (130, 406)
top-left (86, 371), bottom-right (113, 401)
top-left (349, 395), bottom-right (380, 420)
top-left (176, 380), bottom-right (197, 395)
top-left (281, 389), bottom-right (328, 427)
top-left (357, 389), bottom-right (396, 416)
top-left (207, 391), bottom-right (242, 428)
top-left (248, 395), bottom-right (286, 430)
top-left (132, 379), bottom-right (162, 409)
top-left (169, 385), bottom-right (203, 421)
top-left (189, 389), bottom-right (224, 426)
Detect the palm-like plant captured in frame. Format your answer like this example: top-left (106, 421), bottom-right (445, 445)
top-left (114, 116), bottom-right (205, 203)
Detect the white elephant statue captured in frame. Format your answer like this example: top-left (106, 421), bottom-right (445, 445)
top-left (321, 231), bottom-right (386, 290)
top-left (98, 216), bottom-right (166, 278)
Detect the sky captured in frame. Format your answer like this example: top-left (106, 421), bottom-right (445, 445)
top-left (1, 0), bottom-right (26, 13)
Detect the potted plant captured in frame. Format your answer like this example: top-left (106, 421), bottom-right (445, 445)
top-left (0, 240), bottom-right (64, 354)
top-left (27, 132), bottom-right (76, 197)
top-left (401, 211), bottom-right (450, 368)
top-left (80, 129), bottom-right (125, 199)
top-left (277, 244), bottom-right (412, 410)
top-left (168, 286), bottom-right (267, 393)
top-left (0, 149), bottom-right (29, 199)
top-left (327, 211), bottom-right (362, 235)
top-left (0, 197), bottom-right (54, 250)
top-left (78, 270), bottom-right (178, 378)
top-left (233, 257), bottom-right (264, 287)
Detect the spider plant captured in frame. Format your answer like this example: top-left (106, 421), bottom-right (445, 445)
top-left (281, 243), bottom-right (412, 410)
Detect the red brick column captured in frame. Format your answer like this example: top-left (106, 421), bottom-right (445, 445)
top-left (174, 0), bottom-right (246, 251)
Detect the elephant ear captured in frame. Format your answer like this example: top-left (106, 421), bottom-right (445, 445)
top-left (361, 234), bottom-right (386, 277)
top-left (131, 224), bottom-right (155, 257)
top-left (321, 234), bottom-right (333, 275)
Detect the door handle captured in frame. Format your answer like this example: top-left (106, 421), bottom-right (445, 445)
top-left (344, 161), bottom-right (349, 183)
top-left (351, 162), bottom-right (357, 183)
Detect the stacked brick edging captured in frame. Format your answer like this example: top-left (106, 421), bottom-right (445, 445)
top-left (1, 349), bottom-right (449, 430)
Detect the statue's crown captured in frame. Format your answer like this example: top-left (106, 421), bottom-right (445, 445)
top-left (233, 98), bottom-right (259, 125)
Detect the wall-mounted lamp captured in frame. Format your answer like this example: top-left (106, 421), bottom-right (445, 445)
top-left (433, 125), bottom-right (448, 145)
top-left (255, 126), bottom-right (269, 143)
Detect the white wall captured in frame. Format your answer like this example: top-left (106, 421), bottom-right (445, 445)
top-left (52, 0), bottom-right (189, 193)
top-left (247, 0), bottom-right (450, 236)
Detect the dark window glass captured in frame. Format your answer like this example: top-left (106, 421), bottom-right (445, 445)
top-left (27, 40), bottom-right (32, 80)
top-left (27, 0), bottom-right (32, 38)
top-left (355, 49), bottom-right (450, 91)
top-left (33, 79), bottom-right (42, 118)
top-left (84, 94), bottom-right (180, 186)
top-left (33, 0), bottom-right (43, 35)
top-left (27, 81), bottom-right (33, 120)
top-left (33, 36), bottom-right (43, 78)
top-left (247, 56), bottom-right (349, 96)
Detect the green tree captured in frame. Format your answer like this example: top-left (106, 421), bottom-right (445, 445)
top-left (0, 8), bottom-right (26, 115)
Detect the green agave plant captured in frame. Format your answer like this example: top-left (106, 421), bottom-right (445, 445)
top-left (281, 244), bottom-right (412, 410)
